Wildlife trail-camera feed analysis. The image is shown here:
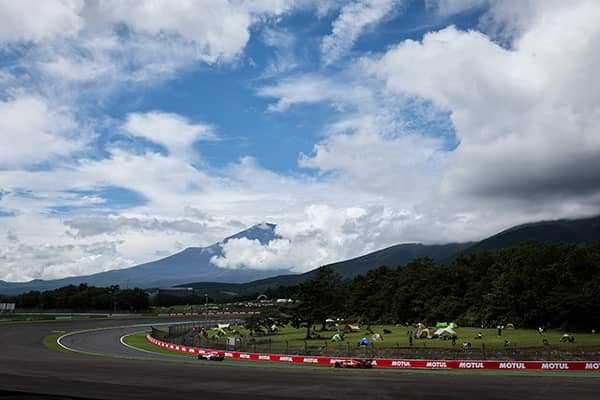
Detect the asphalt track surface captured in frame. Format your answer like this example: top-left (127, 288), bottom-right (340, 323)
top-left (1, 317), bottom-right (600, 400)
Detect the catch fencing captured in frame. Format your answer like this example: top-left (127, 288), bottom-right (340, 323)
top-left (146, 334), bottom-right (600, 371)
top-left (149, 323), bottom-right (600, 361)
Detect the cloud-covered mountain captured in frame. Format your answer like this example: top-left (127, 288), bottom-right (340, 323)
top-left (3, 215), bottom-right (600, 297)
top-left (179, 214), bottom-right (600, 299)
top-left (0, 223), bottom-right (288, 295)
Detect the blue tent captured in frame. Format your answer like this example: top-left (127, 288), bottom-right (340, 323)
top-left (357, 337), bottom-right (372, 346)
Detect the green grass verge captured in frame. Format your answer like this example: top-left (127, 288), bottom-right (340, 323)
top-left (123, 332), bottom-right (196, 358)
top-left (43, 332), bottom-right (72, 353)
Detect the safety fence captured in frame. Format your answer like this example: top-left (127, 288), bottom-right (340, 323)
top-left (149, 323), bottom-right (600, 360)
top-left (167, 311), bottom-right (260, 317)
top-left (146, 334), bottom-right (600, 371)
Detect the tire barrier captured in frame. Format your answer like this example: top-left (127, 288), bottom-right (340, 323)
top-left (146, 335), bottom-right (600, 371)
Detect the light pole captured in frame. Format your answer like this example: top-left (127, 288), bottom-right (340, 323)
top-left (205, 293), bottom-right (208, 317)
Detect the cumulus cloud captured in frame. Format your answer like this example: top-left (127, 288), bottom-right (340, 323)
top-left (0, 95), bottom-right (91, 167)
top-left (0, 0), bottom-right (83, 43)
top-left (2, 1), bottom-right (600, 282)
top-left (369, 1), bottom-right (600, 202)
top-left (321, 0), bottom-right (400, 65)
top-left (211, 204), bottom-right (435, 272)
top-left (123, 112), bottom-right (217, 161)
top-left (427, 0), bottom-right (545, 45)
top-left (0, 238), bottom-right (131, 282)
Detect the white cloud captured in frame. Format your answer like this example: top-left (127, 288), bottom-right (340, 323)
top-left (370, 0), bottom-right (600, 201)
top-left (0, 95), bottom-right (90, 167)
top-left (426, 0), bottom-right (547, 45)
top-left (261, 28), bottom-right (298, 77)
top-left (299, 114), bottom-right (447, 199)
top-left (2, 1), bottom-right (600, 283)
top-left (123, 112), bottom-right (216, 161)
top-left (321, 0), bottom-right (400, 65)
top-left (87, 1), bottom-right (251, 64)
top-left (0, 0), bottom-right (83, 43)
top-left (64, 215), bottom-right (208, 238)
top-left (258, 74), bottom-right (373, 112)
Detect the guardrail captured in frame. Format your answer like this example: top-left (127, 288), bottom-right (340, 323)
top-left (167, 311), bottom-right (260, 317)
top-left (146, 335), bottom-right (600, 371)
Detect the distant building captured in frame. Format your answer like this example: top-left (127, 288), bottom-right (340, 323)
top-left (0, 303), bottom-right (15, 313)
top-left (158, 287), bottom-right (193, 297)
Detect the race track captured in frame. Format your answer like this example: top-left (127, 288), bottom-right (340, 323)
top-left (1, 317), bottom-right (600, 400)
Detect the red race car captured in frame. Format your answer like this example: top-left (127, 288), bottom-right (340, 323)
top-left (197, 351), bottom-right (224, 361)
top-left (333, 359), bottom-right (373, 369)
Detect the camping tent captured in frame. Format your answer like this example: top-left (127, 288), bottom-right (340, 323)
top-left (344, 324), bottom-right (360, 332)
top-left (358, 337), bottom-right (372, 346)
top-left (436, 322), bottom-right (449, 328)
top-left (331, 333), bottom-right (343, 342)
top-left (218, 323), bottom-right (230, 330)
top-left (433, 327), bottom-right (456, 337)
top-left (213, 328), bottom-right (227, 336)
top-left (449, 322), bottom-right (458, 329)
top-left (372, 333), bottom-right (383, 342)
top-left (415, 328), bottom-right (432, 339)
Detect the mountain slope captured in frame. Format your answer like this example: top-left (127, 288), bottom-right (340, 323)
top-left (181, 214), bottom-right (600, 299)
top-left (181, 242), bottom-right (472, 299)
top-left (4, 215), bottom-right (600, 297)
top-left (321, 242), bottom-right (473, 277)
top-left (0, 223), bottom-right (288, 295)
top-left (459, 215), bottom-right (600, 256)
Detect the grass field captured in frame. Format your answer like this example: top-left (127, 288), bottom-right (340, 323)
top-left (140, 323), bottom-right (600, 362)
top-left (203, 325), bottom-right (600, 350)
top-left (123, 332), bottom-right (197, 358)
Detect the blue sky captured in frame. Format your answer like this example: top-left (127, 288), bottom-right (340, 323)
top-left (1, 0), bottom-right (600, 282)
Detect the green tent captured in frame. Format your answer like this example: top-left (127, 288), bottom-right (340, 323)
top-left (331, 333), bottom-right (343, 342)
top-left (436, 322), bottom-right (448, 328)
top-left (213, 328), bottom-right (227, 336)
top-left (449, 322), bottom-right (458, 329)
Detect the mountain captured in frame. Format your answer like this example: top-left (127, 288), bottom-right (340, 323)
top-left (3, 215), bottom-right (600, 297)
top-left (320, 242), bottom-right (473, 277)
top-left (0, 223), bottom-right (290, 295)
top-left (458, 215), bottom-right (600, 256)
top-left (180, 243), bottom-right (473, 299)
top-left (180, 214), bottom-right (600, 299)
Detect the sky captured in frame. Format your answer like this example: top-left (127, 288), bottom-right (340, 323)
top-left (1, 0), bottom-right (600, 282)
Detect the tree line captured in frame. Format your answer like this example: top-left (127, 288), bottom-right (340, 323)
top-left (289, 241), bottom-right (600, 337)
top-left (0, 284), bottom-right (149, 312)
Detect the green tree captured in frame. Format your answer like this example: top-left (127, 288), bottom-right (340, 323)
top-left (293, 267), bottom-right (345, 339)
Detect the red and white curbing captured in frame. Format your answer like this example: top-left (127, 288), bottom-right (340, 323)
top-left (146, 335), bottom-right (600, 371)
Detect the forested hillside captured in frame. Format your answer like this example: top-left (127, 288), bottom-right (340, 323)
top-left (294, 241), bottom-right (600, 330)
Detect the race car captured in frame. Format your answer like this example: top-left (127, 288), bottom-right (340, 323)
top-left (333, 359), bottom-right (373, 369)
top-left (197, 351), bottom-right (224, 361)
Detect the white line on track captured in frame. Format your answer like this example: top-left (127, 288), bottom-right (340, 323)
top-left (57, 331), bottom-right (84, 353)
